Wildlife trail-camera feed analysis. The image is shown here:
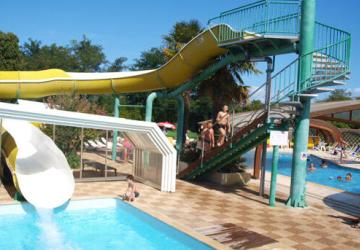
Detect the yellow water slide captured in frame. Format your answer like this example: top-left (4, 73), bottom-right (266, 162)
top-left (0, 26), bottom-right (240, 208)
top-left (0, 27), bottom-right (230, 99)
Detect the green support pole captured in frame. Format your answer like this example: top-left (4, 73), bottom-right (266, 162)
top-left (259, 140), bottom-right (268, 197)
top-left (286, 0), bottom-right (316, 207)
top-left (175, 95), bottom-right (185, 151)
top-left (112, 96), bottom-right (120, 161)
top-left (146, 92), bottom-right (184, 152)
top-left (145, 92), bottom-right (163, 122)
top-left (269, 145), bottom-right (279, 207)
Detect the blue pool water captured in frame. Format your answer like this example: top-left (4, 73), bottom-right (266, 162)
top-left (263, 153), bottom-right (360, 194)
top-left (0, 199), bottom-right (212, 250)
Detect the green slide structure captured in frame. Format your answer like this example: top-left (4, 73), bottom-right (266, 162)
top-left (0, 0), bottom-right (351, 208)
top-left (178, 0), bottom-right (351, 207)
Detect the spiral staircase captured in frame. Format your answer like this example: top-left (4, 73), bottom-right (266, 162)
top-left (180, 0), bottom-right (351, 180)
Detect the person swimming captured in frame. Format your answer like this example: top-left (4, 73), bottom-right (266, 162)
top-left (345, 173), bottom-right (352, 181)
top-left (308, 162), bottom-right (316, 172)
top-left (337, 176), bottom-right (343, 182)
top-left (320, 159), bottom-right (328, 168)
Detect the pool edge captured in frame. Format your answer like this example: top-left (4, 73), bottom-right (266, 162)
top-left (123, 198), bottom-right (229, 250)
top-left (0, 196), bottom-right (229, 250)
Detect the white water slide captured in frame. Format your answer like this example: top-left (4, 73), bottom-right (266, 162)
top-left (2, 119), bottom-right (75, 209)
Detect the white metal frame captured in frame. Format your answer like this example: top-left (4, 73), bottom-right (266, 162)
top-left (0, 102), bottom-right (177, 192)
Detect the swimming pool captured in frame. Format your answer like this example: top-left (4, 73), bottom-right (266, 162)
top-left (245, 151), bottom-right (360, 194)
top-left (0, 198), bottom-right (212, 250)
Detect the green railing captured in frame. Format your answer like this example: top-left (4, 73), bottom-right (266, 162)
top-left (208, 1), bottom-right (351, 103)
top-left (186, 1), bottom-right (352, 180)
top-left (270, 22), bottom-right (351, 102)
top-left (208, 0), bottom-right (301, 44)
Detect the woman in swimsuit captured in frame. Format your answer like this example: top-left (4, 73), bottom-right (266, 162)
top-left (216, 105), bottom-right (230, 147)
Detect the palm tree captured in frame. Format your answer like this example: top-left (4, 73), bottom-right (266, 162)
top-left (162, 20), bottom-right (260, 133)
top-left (197, 60), bottom-right (259, 117)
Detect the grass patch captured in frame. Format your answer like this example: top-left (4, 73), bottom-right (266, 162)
top-left (166, 130), bottom-right (198, 140)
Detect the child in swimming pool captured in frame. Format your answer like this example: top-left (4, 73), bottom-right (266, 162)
top-left (308, 162), bottom-right (316, 172)
top-left (320, 159), bottom-right (328, 168)
top-left (345, 173), bottom-right (352, 181)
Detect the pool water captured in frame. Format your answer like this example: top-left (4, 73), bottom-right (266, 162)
top-left (244, 150), bottom-right (360, 194)
top-left (0, 199), bottom-right (212, 250)
top-left (260, 152), bottom-right (360, 194)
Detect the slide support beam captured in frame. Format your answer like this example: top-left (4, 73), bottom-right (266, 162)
top-left (175, 95), bottom-right (185, 151)
top-left (287, 0), bottom-right (316, 207)
top-left (259, 139), bottom-right (267, 197)
top-left (269, 145), bottom-right (279, 207)
top-left (166, 47), bottom-right (292, 98)
top-left (145, 92), bottom-right (185, 151)
top-left (112, 96), bottom-right (120, 161)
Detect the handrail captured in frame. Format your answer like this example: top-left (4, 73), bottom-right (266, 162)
top-left (208, 0), bottom-right (351, 102)
top-left (183, 0), bottom-right (352, 179)
top-left (208, 0), bottom-right (301, 44)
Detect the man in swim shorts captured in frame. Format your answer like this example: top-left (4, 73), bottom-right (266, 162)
top-left (216, 105), bottom-right (230, 147)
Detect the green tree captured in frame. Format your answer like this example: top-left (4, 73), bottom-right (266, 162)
top-left (324, 89), bottom-right (352, 102)
top-left (70, 36), bottom-right (106, 72)
top-left (188, 96), bottom-right (213, 131)
top-left (132, 47), bottom-right (166, 70)
top-left (41, 94), bottom-right (106, 168)
top-left (107, 57), bottom-right (127, 72)
top-left (243, 99), bottom-right (263, 112)
top-left (0, 31), bottom-right (22, 70)
top-left (163, 20), bottom-right (202, 59)
top-left (22, 39), bottom-right (78, 71)
top-left (198, 61), bottom-right (259, 116)
top-left (162, 19), bottom-right (259, 130)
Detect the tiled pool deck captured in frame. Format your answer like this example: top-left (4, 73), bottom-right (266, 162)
top-left (1, 176), bottom-right (360, 249)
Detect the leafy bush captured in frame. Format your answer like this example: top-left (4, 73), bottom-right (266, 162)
top-left (180, 142), bottom-right (200, 163)
top-left (41, 94), bottom-right (106, 169)
top-left (66, 150), bottom-right (80, 169)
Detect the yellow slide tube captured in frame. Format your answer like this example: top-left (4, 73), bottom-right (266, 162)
top-left (0, 26), bottom-right (228, 99)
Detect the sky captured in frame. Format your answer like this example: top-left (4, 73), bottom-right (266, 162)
top-left (1, 0), bottom-right (359, 98)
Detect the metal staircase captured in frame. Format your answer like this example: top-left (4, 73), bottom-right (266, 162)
top-left (179, 112), bottom-right (268, 180)
top-left (180, 0), bottom-right (351, 180)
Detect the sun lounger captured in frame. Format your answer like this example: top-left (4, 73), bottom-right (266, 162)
top-left (101, 137), bottom-right (114, 150)
top-left (95, 139), bottom-right (106, 148)
top-left (83, 141), bottom-right (95, 150)
top-left (82, 159), bottom-right (117, 175)
top-left (88, 140), bottom-right (100, 148)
